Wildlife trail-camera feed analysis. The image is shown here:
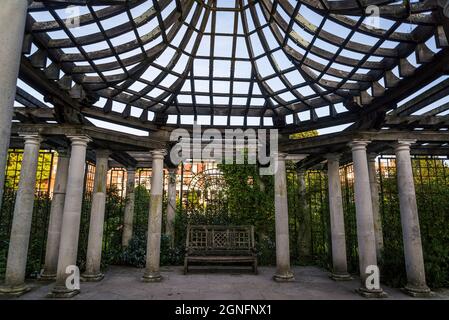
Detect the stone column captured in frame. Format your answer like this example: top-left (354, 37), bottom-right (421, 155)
top-left (350, 140), bottom-right (386, 297)
top-left (327, 154), bottom-right (351, 281)
top-left (49, 136), bottom-right (91, 298)
top-left (166, 167), bottom-right (177, 247)
top-left (0, 134), bottom-right (41, 296)
top-left (367, 153), bottom-right (384, 260)
top-left (394, 140), bottom-right (431, 297)
top-left (82, 150), bottom-right (110, 282)
top-left (273, 152), bottom-right (294, 282)
top-left (0, 0), bottom-right (30, 210)
top-left (122, 167), bottom-right (136, 247)
top-left (40, 150), bottom-right (70, 280)
top-left (297, 169), bottom-right (311, 261)
top-left (142, 149), bottom-right (166, 282)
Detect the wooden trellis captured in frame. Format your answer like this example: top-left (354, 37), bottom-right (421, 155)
top-left (13, 0), bottom-right (449, 134)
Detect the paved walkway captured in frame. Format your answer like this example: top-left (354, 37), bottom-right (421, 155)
top-left (2, 266), bottom-right (449, 300)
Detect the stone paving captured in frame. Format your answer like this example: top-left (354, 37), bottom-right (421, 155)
top-left (2, 265), bottom-right (449, 300)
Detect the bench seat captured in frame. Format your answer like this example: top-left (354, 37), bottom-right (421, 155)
top-left (186, 256), bottom-right (256, 262)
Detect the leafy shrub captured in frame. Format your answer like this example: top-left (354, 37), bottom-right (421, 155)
top-left (160, 234), bottom-right (184, 266)
top-left (121, 229), bottom-right (147, 268)
top-left (120, 231), bottom-right (184, 267)
top-left (255, 236), bottom-right (276, 266)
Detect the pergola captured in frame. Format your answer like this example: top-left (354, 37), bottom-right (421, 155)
top-left (1, 0), bottom-right (449, 298)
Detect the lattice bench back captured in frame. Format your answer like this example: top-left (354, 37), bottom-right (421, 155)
top-left (186, 225), bottom-right (255, 254)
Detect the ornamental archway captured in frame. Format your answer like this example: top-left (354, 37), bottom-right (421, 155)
top-left (185, 168), bottom-right (229, 221)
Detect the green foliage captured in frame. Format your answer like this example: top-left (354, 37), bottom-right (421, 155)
top-left (219, 162), bottom-right (275, 237)
top-left (0, 189), bottom-right (17, 279)
top-left (120, 232), bottom-right (184, 268)
top-left (101, 186), bottom-right (126, 268)
top-left (76, 191), bottom-right (92, 271)
top-left (379, 167), bottom-right (449, 288)
top-left (26, 194), bottom-right (52, 277)
top-left (118, 185), bottom-right (185, 268)
top-left (173, 205), bottom-right (189, 248)
top-left (133, 184), bottom-right (150, 233)
top-left (0, 189), bottom-right (51, 280)
top-left (219, 162), bottom-right (276, 264)
top-left (160, 234), bottom-right (184, 266)
top-left (255, 237), bottom-right (276, 265)
top-left (120, 229), bottom-right (147, 268)
top-left (377, 174), bottom-right (405, 287)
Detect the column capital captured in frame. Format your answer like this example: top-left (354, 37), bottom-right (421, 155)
top-left (95, 149), bottom-right (111, 159)
top-left (393, 139), bottom-right (416, 152)
top-left (56, 148), bottom-right (70, 158)
top-left (151, 149), bottom-right (167, 160)
top-left (19, 134), bottom-right (42, 146)
top-left (367, 152), bottom-right (378, 162)
top-left (349, 140), bottom-right (370, 151)
top-left (67, 135), bottom-right (91, 146)
top-left (326, 153), bottom-right (341, 162)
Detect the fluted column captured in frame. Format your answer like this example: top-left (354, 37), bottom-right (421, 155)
top-left (0, 0), bottom-right (31, 210)
top-left (122, 167), bottom-right (136, 247)
top-left (0, 134), bottom-right (41, 296)
top-left (350, 140), bottom-right (386, 297)
top-left (367, 153), bottom-right (384, 260)
top-left (326, 154), bottom-right (351, 281)
top-left (49, 136), bottom-right (91, 298)
top-left (394, 140), bottom-right (431, 297)
top-left (82, 150), bottom-right (110, 282)
top-left (40, 150), bottom-right (70, 280)
top-left (273, 152), bottom-right (294, 282)
top-left (142, 149), bottom-right (166, 282)
top-left (166, 167), bottom-right (177, 247)
top-left (297, 169), bottom-right (311, 261)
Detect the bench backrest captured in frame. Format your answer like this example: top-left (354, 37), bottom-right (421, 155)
top-left (186, 225), bottom-right (255, 253)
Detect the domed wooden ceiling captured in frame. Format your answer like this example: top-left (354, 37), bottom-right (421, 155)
top-left (18, 0), bottom-right (449, 130)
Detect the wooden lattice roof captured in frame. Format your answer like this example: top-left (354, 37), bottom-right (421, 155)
top-left (14, 0), bottom-right (449, 132)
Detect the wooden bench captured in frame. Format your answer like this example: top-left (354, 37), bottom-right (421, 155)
top-left (184, 225), bottom-right (258, 274)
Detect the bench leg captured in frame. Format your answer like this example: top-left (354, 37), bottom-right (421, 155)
top-left (183, 258), bottom-right (188, 275)
top-left (253, 259), bottom-right (258, 275)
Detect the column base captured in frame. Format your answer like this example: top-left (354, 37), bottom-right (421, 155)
top-left (81, 273), bottom-right (104, 282)
top-left (142, 272), bottom-right (163, 283)
top-left (0, 284), bottom-right (31, 296)
top-left (273, 271), bottom-right (295, 282)
top-left (401, 285), bottom-right (434, 298)
top-left (38, 271), bottom-right (56, 281)
top-left (47, 286), bottom-right (80, 299)
top-left (329, 272), bottom-right (353, 281)
top-left (356, 287), bottom-right (388, 298)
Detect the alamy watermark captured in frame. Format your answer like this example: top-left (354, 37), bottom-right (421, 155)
top-left (64, 6), bottom-right (81, 29)
top-left (169, 123), bottom-right (280, 175)
top-left (65, 265), bottom-right (80, 291)
top-left (365, 5), bottom-right (380, 29)
top-left (365, 265), bottom-right (380, 290)
top-left (366, 1), bottom-right (449, 30)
